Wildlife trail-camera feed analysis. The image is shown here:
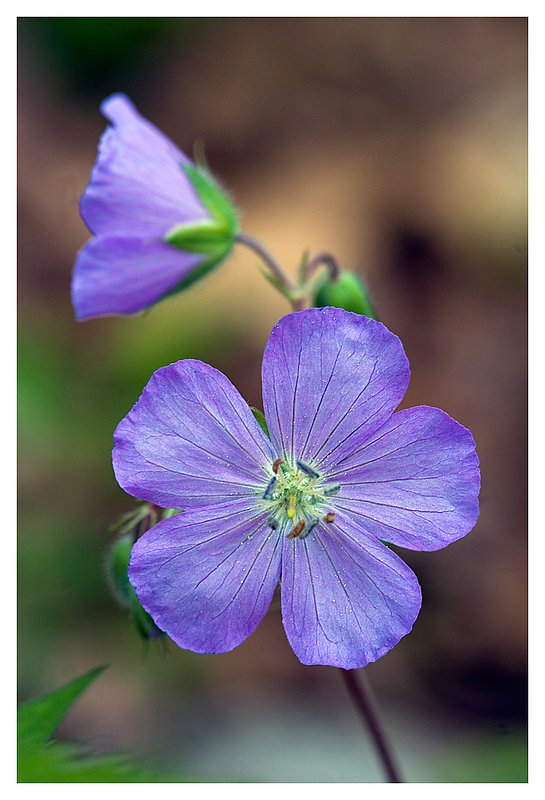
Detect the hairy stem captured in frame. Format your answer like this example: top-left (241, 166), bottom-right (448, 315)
top-left (340, 668), bottom-right (403, 783)
top-left (235, 232), bottom-right (301, 306)
top-left (304, 251), bottom-right (341, 282)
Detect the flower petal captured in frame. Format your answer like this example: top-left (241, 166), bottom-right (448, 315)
top-left (80, 93), bottom-right (209, 238)
top-left (71, 235), bottom-right (205, 319)
top-left (261, 308), bottom-right (409, 469)
top-left (113, 360), bottom-right (275, 510)
top-left (332, 406), bottom-right (480, 551)
top-left (281, 511), bottom-right (421, 668)
top-left (129, 500), bottom-right (282, 653)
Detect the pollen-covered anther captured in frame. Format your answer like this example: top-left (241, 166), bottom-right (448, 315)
top-left (324, 512), bottom-right (336, 523)
top-left (296, 460), bottom-right (320, 478)
top-left (262, 476), bottom-right (276, 499)
top-left (287, 520), bottom-right (306, 540)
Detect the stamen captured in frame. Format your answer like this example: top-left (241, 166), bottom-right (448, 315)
top-left (262, 476), bottom-right (276, 499)
top-left (267, 515), bottom-right (278, 530)
top-left (323, 483), bottom-right (341, 496)
top-left (296, 460), bottom-right (320, 478)
top-left (287, 494), bottom-right (297, 519)
top-left (272, 458), bottom-right (284, 474)
top-left (324, 512), bottom-right (336, 523)
top-left (303, 518), bottom-right (319, 538)
top-left (287, 519), bottom-right (306, 540)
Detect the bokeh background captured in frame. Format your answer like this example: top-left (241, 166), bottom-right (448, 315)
top-left (18, 17), bottom-right (527, 782)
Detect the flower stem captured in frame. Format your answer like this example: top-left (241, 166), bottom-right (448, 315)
top-left (235, 232), bottom-right (303, 308)
top-left (339, 668), bottom-right (403, 783)
top-left (304, 251), bottom-right (341, 282)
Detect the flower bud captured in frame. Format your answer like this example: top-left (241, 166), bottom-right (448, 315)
top-left (108, 534), bottom-right (164, 640)
top-left (313, 271), bottom-right (377, 319)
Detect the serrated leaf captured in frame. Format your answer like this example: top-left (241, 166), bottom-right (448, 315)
top-left (19, 742), bottom-right (166, 783)
top-left (18, 666), bottom-right (106, 750)
top-left (17, 668), bottom-right (222, 783)
top-left (250, 407), bottom-right (270, 437)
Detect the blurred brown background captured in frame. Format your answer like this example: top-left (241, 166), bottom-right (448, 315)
top-left (18, 17), bottom-right (527, 782)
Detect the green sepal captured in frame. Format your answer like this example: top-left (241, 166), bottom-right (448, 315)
top-left (107, 534), bottom-right (164, 640)
top-left (165, 164), bottom-right (238, 256)
top-left (251, 406), bottom-right (270, 438)
top-left (313, 271), bottom-right (378, 319)
top-left (165, 221), bottom-right (231, 255)
top-left (162, 164), bottom-right (238, 299)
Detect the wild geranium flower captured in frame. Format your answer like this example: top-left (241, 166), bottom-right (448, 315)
top-left (72, 93), bottom-right (238, 320)
top-left (113, 308), bottom-right (480, 669)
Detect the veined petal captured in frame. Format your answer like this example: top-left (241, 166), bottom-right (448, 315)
top-left (80, 93), bottom-right (210, 238)
top-left (261, 308), bottom-right (409, 470)
top-left (113, 360), bottom-right (275, 510)
top-left (129, 500), bottom-right (282, 653)
top-left (332, 406), bottom-right (481, 551)
top-left (71, 235), bottom-right (205, 319)
top-left (281, 511), bottom-right (421, 669)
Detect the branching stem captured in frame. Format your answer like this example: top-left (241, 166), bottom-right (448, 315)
top-left (235, 232), bottom-right (305, 310)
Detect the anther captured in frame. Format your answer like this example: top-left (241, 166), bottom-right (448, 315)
top-left (287, 494), bottom-right (297, 519)
top-left (323, 483), bottom-right (341, 496)
top-left (287, 520), bottom-right (306, 540)
top-left (262, 476), bottom-right (276, 499)
top-left (296, 460), bottom-right (320, 478)
top-left (267, 516), bottom-right (278, 530)
top-left (272, 458), bottom-right (284, 474)
top-left (324, 512), bottom-right (336, 523)
top-left (303, 519), bottom-right (319, 538)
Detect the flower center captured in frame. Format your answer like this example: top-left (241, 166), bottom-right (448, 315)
top-left (261, 459), bottom-right (340, 539)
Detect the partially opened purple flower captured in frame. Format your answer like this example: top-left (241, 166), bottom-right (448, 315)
top-left (113, 307), bottom-right (480, 669)
top-left (72, 94), bottom-right (238, 320)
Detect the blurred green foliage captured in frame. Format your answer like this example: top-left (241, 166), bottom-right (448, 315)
top-left (18, 18), bottom-right (213, 96)
top-left (18, 667), bottom-right (198, 782)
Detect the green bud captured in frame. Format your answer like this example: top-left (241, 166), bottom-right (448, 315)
top-left (107, 534), bottom-right (164, 641)
top-left (164, 164), bottom-right (238, 291)
top-left (313, 271), bottom-right (378, 319)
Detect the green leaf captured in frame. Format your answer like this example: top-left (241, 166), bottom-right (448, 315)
top-left (18, 666), bottom-right (106, 750)
top-left (250, 407), bottom-right (269, 437)
top-left (17, 668), bottom-right (205, 782)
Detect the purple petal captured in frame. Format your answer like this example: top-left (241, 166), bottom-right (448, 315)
top-left (113, 360), bottom-right (275, 510)
top-left (80, 93), bottom-right (209, 238)
top-left (71, 235), bottom-right (205, 319)
top-left (281, 511), bottom-right (421, 668)
top-left (129, 500), bottom-right (282, 653)
top-left (261, 308), bottom-right (409, 469)
top-left (332, 406), bottom-right (480, 551)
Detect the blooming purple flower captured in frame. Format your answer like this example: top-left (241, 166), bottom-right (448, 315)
top-left (72, 94), bottom-right (238, 320)
top-left (113, 308), bottom-right (480, 669)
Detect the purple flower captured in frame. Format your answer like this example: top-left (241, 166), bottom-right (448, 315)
top-left (113, 308), bottom-right (480, 669)
top-left (72, 94), bottom-right (238, 320)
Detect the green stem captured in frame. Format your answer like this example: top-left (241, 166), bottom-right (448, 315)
top-left (235, 233), bottom-right (304, 309)
top-left (304, 251), bottom-right (341, 282)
